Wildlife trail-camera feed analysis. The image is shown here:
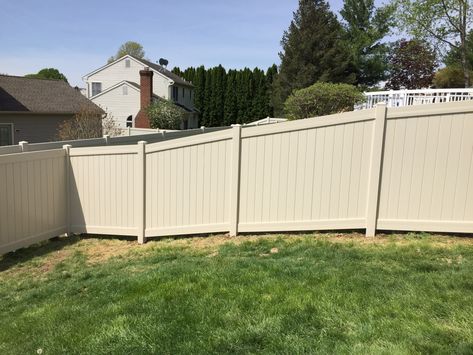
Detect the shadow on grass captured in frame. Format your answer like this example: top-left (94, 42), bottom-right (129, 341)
top-left (2, 230), bottom-right (473, 273)
top-left (0, 235), bottom-right (82, 272)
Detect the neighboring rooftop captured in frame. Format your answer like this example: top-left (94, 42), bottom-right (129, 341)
top-left (130, 56), bottom-right (194, 88)
top-left (0, 75), bottom-right (103, 114)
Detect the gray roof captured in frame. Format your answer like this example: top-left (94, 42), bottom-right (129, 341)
top-left (124, 80), bottom-right (197, 113)
top-left (130, 56), bottom-right (194, 88)
top-left (0, 75), bottom-right (103, 114)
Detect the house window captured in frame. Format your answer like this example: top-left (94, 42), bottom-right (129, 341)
top-left (0, 124), bottom-right (13, 146)
top-left (122, 86), bottom-right (128, 95)
top-left (172, 86), bottom-right (179, 101)
top-left (126, 115), bottom-right (133, 128)
top-left (182, 88), bottom-right (185, 99)
top-left (125, 59), bottom-right (131, 68)
top-left (91, 82), bottom-right (102, 96)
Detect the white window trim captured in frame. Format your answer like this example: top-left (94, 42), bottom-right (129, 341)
top-left (0, 123), bottom-right (14, 146)
top-left (91, 81), bottom-right (102, 97)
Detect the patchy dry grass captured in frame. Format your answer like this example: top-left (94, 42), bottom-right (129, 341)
top-left (1, 232), bottom-right (473, 354)
top-left (2, 232), bottom-right (472, 280)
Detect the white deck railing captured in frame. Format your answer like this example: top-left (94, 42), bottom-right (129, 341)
top-left (359, 89), bottom-right (473, 109)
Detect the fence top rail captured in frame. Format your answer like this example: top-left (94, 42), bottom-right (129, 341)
top-left (69, 144), bottom-right (139, 157)
top-left (365, 88), bottom-right (473, 96)
top-left (145, 128), bottom-right (233, 154)
top-left (0, 148), bottom-right (65, 164)
top-left (0, 146), bottom-right (21, 155)
top-left (241, 108), bottom-right (377, 139)
top-left (386, 99), bottom-right (473, 119)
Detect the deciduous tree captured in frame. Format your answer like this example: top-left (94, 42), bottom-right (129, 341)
top-left (394, 0), bottom-right (472, 86)
top-left (108, 41), bottom-right (145, 63)
top-left (25, 68), bottom-right (68, 82)
top-left (385, 39), bottom-right (438, 89)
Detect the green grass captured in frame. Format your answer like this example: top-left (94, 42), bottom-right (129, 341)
top-left (1, 233), bottom-right (473, 354)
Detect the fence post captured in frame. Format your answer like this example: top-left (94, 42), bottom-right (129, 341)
top-left (19, 141), bottom-right (29, 152)
top-left (103, 134), bottom-right (110, 145)
top-left (137, 141), bottom-right (147, 244)
top-left (229, 124), bottom-right (242, 236)
top-left (63, 144), bottom-right (72, 236)
top-left (366, 103), bottom-right (387, 237)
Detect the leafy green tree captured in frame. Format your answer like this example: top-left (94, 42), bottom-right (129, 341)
top-left (108, 41), bottom-right (145, 63)
top-left (275, 0), bottom-right (357, 113)
top-left (385, 39), bottom-right (438, 89)
top-left (284, 82), bottom-right (364, 119)
top-left (147, 99), bottom-right (186, 130)
top-left (394, 0), bottom-right (472, 86)
top-left (25, 68), bottom-right (68, 82)
top-left (340, 0), bottom-right (395, 87)
top-left (433, 65), bottom-right (473, 88)
top-left (444, 29), bottom-right (473, 71)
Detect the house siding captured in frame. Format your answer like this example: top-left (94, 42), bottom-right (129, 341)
top-left (92, 83), bottom-right (141, 128)
top-left (0, 114), bottom-right (73, 144)
top-left (84, 56), bottom-right (197, 128)
top-left (86, 56), bottom-right (171, 100)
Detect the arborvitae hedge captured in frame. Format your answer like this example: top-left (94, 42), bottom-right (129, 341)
top-left (172, 65), bottom-right (277, 127)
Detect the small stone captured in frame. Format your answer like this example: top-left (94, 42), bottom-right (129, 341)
top-left (270, 248), bottom-right (279, 254)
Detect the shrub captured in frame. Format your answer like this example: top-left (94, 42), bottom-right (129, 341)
top-left (57, 107), bottom-right (120, 141)
top-left (147, 99), bottom-right (186, 130)
top-left (284, 82), bottom-right (364, 120)
top-left (432, 66), bottom-right (473, 88)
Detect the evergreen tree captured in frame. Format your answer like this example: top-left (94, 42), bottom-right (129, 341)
top-left (203, 69), bottom-right (213, 126)
top-left (266, 65), bottom-right (279, 117)
top-left (224, 70), bottom-right (238, 126)
top-left (170, 64), bottom-right (278, 126)
top-left (193, 66), bottom-right (206, 117)
top-left (340, 0), bottom-right (394, 87)
top-left (275, 0), bottom-right (357, 113)
top-left (252, 68), bottom-right (270, 119)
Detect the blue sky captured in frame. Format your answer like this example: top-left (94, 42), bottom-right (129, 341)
top-left (0, 0), bottom-right (386, 86)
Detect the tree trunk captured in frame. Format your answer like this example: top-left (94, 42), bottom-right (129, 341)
top-left (461, 44), bottom-right (470, 87)
top-left (460, 0), bottom-right (470, 87)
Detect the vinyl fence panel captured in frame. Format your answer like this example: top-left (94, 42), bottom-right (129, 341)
top-left (0, 149), bottom-right (67, 254)
top-left (145, 130), bottom-right (233, 237)
top-left (68, 145), bottom-right (139, 236)
top-left (1, 101), bottom-right (473, 254)
top-left (377, 111), bottom-right (473, 233)
top-left (238, 112), bottom-right (375, 233)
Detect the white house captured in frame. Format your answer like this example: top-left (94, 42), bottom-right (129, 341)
top-left (82, 55), bottom-right (199, 129)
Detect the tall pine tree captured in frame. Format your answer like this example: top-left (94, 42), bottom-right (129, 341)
top-left (340, 0), bottom-right (394, 87)
top-left (274, 0), bottom-right (356, 115)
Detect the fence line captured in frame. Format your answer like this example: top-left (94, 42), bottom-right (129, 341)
top-left (1, 100), bottom-right (473, 254)
top-left (0, 126), bottom-right (231, 156)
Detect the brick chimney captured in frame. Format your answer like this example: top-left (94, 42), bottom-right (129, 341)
top-left (134, 67), bottom-right (154, 128)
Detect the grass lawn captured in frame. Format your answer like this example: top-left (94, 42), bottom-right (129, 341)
top-left (1, 233), bottom-right (473, 354)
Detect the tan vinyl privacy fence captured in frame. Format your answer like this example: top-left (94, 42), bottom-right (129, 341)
top-left (1, 101), bottom-right (473, 254)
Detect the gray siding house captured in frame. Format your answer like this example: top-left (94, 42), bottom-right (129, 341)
top-left (0, 75), bottom-right (103, 145)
